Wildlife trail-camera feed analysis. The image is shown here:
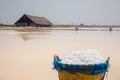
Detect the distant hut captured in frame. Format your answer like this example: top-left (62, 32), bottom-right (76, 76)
top-left (14, 14), bottom-right (53, 27)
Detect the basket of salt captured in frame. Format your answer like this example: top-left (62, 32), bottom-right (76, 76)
top-left (53, 50), bottom-right (110, 80)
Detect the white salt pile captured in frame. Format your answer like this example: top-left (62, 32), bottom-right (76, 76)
top-left (60, 50), bottom-right (106, 65)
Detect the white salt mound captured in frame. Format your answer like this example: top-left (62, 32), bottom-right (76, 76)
top-left (60, 50), bottom-right (105, 65)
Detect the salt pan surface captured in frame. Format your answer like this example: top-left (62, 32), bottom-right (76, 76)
top-left (60, 50), bottom-right (105, 65)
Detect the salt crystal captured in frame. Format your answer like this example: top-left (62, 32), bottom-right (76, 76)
top-left (60, 49), bottom-right (105, 65)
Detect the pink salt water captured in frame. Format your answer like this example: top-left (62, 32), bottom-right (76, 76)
top-left (0, 30), bottom-right (120, 80)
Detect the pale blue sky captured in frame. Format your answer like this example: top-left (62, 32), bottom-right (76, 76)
top-left (0, 0), bottom-right (120, 25)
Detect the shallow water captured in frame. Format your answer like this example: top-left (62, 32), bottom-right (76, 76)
top-left (0, 30), bottom-right (120, 80)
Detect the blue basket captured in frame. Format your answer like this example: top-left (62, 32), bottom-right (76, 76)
top-left (53, 57), bottom-right (109, 75)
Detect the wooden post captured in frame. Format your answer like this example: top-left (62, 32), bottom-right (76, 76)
top-left (54, 54), bottom-right (59, 60)
top-left (101, 57), bottom-right (110, 80)
top-left (107, 57), bottom-right (110, 63)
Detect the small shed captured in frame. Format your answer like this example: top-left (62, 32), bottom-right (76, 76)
top-left (14, 14), bottom-right (53, 27)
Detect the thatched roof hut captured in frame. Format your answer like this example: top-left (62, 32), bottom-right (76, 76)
top-left (14, 14), bottom-right (53, 27)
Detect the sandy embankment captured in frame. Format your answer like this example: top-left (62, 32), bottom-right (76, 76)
top-left (0, 26), bottom-right (120, 32)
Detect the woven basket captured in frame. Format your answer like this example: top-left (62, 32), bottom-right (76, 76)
top-left (53, 55), bottom-right (110, 80)
top-left (58, 71), bottom-right (105, 80)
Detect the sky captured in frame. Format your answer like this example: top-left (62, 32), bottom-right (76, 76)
top-left (0, 0), bottom-right (120, 25)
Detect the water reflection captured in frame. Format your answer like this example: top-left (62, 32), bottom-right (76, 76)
top-left (17, 30), bottom-right (51, 41)
top-left (19, 33), bottom-right (32, 41)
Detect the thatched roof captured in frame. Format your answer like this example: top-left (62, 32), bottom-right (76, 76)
top-left (15, 14), bottom-right (53, 26)
top-left (25, 14), bottom-right (53, 25)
